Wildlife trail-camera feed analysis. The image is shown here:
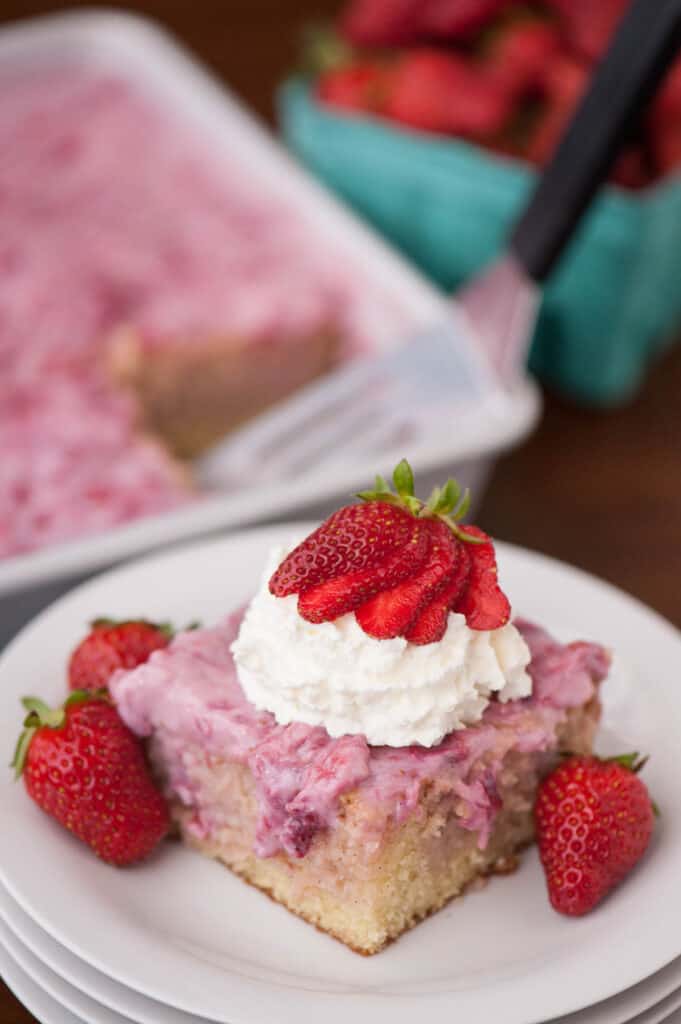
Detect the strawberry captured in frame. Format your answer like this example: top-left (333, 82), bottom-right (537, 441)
top-left (356, 518), bottom-right (459, 639)
top-left (68, 618), bottom-right (173, 693)
top-left (610, 146), bottom-right (651, 191)
top-left (650, 60), bottom-right (681, 177)
top-left (271, 500), bottom-right (417, 597)
top-left (651, 131), bottom-right (681, 178)
top-left (316, 61), bottom-right (390, 114)
top-left (384, 50), bottom-right (469, 135)
top-left (654, 59), bottom-right (681, 123)
top-left (451, 524), bottom-right (510, 629)
top-left (340, 0), bottom-right (422, 47)
top-left (281, 810), bottom-right (321, 858)
top-left (384, 50), bottom-right (511, 139)
top-left (404, 546), bottom-right (471, 644)
top-left (270, 459), bottom-right (510, 643)
top-left (12, 692), bottom-right (170, 866)
top-left (452, 71), bottom-right (513, 140)
top-left (525, 57), bottom-right (589, 165)
top-left (422, 0), bottom-right (514, 41)
top-left (485, 20), bottom-right (561, 99)
top-left (547, 0), bottom-right (626, 61)
top-left (535, 754), bottom-right (655, 916)
top-left (297, 521), bottom-right (430, 623)
top-left (341, 0), bottom-right (512, 46)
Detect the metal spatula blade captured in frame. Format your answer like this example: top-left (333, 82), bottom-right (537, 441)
top-left (196, 256), bottom-right (536, 488)
top-left (197, 0), bottom-right (681, 491)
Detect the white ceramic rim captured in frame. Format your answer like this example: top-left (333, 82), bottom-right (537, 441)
top-left (0, 526), bottom-right (680, 1024)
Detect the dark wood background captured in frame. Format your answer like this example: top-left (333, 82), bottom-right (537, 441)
top-left (2, 1), bottom-right (680, 1020)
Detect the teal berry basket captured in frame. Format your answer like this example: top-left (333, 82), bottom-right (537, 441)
top-left (279, 77), bottom-right (681, 405)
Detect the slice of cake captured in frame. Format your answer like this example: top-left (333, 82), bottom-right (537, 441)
top-left (110, 462), bottom-right (610, 954)
top-left (112, 615), bottom-right (606, 955)
top-left (109, 325), bottom-right (338, 460)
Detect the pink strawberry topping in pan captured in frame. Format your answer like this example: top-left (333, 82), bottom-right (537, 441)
top-left (110, 614), bottom-right (610, 859)
top-left (1, 66), bottom-right (407, 559)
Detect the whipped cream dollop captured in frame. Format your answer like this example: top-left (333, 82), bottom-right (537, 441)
top-left (231, 545), bottom-right (533, 748)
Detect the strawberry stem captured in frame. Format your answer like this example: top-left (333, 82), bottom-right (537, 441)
top-left (11, 726), bottom-right (37, 780)
top-left (21, 697), bottom-right (65, 730)
top-left (90, 617), bottom-right (174, 638)
top-left (12, 697), bottom-right (65, 780)
top-left (606, 752), bottom-right (648, 773)
top-left (300, 22), bottom-right (355, 75)
top-left (12, 691), bottom-right (108, 780)
top-left (392, 458), bottom-right (415, 498)
top-left (557, 750), bottom-right (650, 774)
top-left (357, 459), bottom-right (485, 544)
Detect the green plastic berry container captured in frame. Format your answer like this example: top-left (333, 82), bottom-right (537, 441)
top-left (279, 77), bottom-right (681, 405)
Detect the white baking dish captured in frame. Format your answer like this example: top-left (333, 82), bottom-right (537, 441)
top-left (0, 9), bottom-right (540, 638)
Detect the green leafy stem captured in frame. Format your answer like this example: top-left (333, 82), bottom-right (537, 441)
top-left (357, 459), bottom-right (485, 544)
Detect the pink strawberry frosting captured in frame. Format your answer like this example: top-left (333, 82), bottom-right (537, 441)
top-left (110, 615), bottom-right (609, 859)
top-left (0, 371), bottom-right (189, 558)
top-left (1, 66), bottom-right (408, 559)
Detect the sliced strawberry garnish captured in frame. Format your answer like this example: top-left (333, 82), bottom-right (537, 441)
top-left (298, 520), bottom-right (429, 623)
top-left (404, 544), bottom-right (472, 644)
top-left (355, 520), bottom-right (458, 639)
top-left (268, 460), bottom-right (512, 643)
top-left (270, 501), bottom-right (415, 597)
top-left (452, 525), bottom-right (510, 630)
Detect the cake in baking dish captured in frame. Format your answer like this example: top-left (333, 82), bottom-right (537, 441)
top-left (110, 466), bottom-right (609, 954)
top-left (1, 65), bottom-right (407, 558)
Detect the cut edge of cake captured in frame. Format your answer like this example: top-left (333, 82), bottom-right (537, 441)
top-left (151, 694), bottom-right (602, 956)
top-left (108, 325), bottom-right (341, 460)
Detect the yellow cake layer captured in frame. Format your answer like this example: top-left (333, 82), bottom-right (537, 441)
top-left (153, 698), bottom-right (600, 955)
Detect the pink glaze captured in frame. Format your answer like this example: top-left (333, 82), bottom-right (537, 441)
top-left (513, 618), bottom-right (610, 707)
top-left (0, 371), bottom-right (188, 557)
top-left (2, 66), bottom-right (407, 559)
top-left (110, 616), bottom-right (610, 859)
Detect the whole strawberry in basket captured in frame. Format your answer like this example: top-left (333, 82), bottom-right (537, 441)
top-left (546, 0), bottom-right (628, 62)
top-left (312, 0), bottom-right (680, 186)
top-left (384, 49), bottom-right (513, 139)
top-left (341, 0), bottom-right (514, 46)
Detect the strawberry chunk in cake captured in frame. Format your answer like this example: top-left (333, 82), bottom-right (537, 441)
top-left (110, 463), bottom-right (610, 954)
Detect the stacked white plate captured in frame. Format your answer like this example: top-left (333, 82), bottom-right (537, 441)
top-left (2, 525), bottom-right (681, 1024)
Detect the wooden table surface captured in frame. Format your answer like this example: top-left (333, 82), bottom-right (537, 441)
top-left (2, 1), bottom-right (680, 1020)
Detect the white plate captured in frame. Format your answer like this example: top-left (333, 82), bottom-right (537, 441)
top-left (1, 882), bottom-right (681, 1024)
top-left (0, 919), bottom-right (121, 1024)
top-left (1, 527), bottom-right (680, 1024)
top-left (0, 10), bottom-right (540, 600)
top-left (0, 943), bottom-right (83, 1024)
top-left (0, 885), bottom-right (209, 1024)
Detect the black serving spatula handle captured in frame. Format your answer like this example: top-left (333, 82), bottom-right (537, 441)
top-left (510, 0), bottom-right (681, 282)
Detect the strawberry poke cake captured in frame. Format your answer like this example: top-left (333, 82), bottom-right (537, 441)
top-left (1, 64), bottom-right (409, 560)
top-left (107, 463), bottom-right (611, 954)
